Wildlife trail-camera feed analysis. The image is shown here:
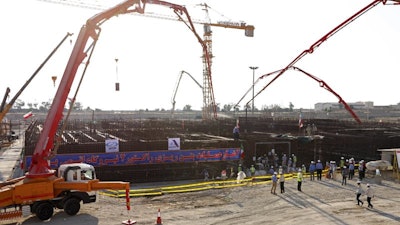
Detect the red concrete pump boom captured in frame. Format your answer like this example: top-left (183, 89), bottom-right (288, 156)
top-left (246, 0), bottom-right (399, 124)
top-left (28, 0), bottom-right (209, 177)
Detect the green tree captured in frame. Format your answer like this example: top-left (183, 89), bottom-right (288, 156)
top-left (183, 104), bottom-right (192, 111)
top-left (289, 102), bottom-right (294, 111)
top-left (223, 104), bottom-right (233, 112)
top-left (12, 99), bottom-right (25, 109)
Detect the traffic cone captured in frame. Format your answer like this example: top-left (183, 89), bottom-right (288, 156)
top-left (122, 219), bottom-right (136, 225)
top-left (155, 208), bottom-right (162, 225)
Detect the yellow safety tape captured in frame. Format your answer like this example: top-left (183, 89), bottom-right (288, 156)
top-left (100, 170), bottom-right (328, 198)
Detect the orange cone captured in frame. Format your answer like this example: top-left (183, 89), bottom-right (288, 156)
top-left (156, 208), bottom-right (162, 225)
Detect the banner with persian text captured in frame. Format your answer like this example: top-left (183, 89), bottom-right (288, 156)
top-left (24, 148), bottom-right (240, 169)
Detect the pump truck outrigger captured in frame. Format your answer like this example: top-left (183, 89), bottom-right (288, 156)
top-left (0, 0), bottom-right (206, 222)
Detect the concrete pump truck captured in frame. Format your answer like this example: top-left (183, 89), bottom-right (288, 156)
top-left (0, 0), bottom-right (205, 222)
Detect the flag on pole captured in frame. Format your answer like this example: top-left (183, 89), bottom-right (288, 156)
top-left (298, 113), bottom-right (303, 128)
top-left (23, 111), bottom-right (33, 119)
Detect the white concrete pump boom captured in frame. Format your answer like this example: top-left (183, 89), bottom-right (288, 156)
top-left (171, 70), bottom-right (203, 117)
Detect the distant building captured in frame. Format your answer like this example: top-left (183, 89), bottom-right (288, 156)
top-left (315, 101), bottom-right (374, 111)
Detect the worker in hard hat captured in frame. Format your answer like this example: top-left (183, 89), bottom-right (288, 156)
top-left (358, 160), bottom-right (366, 181)
top-left (292, 154), bottom-right (297, 168)
top-left (279, 172), bottom-right (285, 193)
top-left (355, 180), bottom-right (364, 206)
top-left (202, 168), bottom-right (209, 181)
top-left (268, 166), bottom-right (275, 175)
top-left (301, 164), bottom-right (307, 174)
top-left (238, 164), bottom-right (242, 173)
top-left (233, 125), bottom-right (239, 141)
top-left (309, 161), bottom-right (316, 181)
top-left (297, 168), bottom-right (303, 192)
top-left (365, 184), bottom-right (374, 208)
top-left (341, 166), bottom-right (349, 185)
top-left (340, 156), bottom-right (345, 169)
top-left (250, 165), bottom-right (256, 177)
top-left (316, 160), bottom-right (323, 181)
top-left (236, 170), bottom-right (246, 184)
top-left (271, 172), bottom-right (278, 194)
top-left (349, 160), bottom-right (355, 180)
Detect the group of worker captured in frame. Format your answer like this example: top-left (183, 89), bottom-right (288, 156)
top-left (255, 152), bottom-right (300, 174)
top-left (235, 153), bottom-right (377, 209)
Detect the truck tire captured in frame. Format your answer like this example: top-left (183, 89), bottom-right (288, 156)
top-left (36, 202), bottom-right (54, 221)
top-left (64, 198), bottom-right (81, 216)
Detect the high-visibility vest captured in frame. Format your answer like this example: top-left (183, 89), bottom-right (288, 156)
top-left (297, 172), bottom-right (303, 182)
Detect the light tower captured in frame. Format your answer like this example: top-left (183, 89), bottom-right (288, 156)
top-left (249, 66), bottom-right (258, 114)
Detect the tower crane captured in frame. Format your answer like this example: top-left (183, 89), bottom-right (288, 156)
top-left (36, 0), bottom-right (255, 120)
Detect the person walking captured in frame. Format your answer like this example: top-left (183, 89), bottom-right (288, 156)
top-left (309, 161), bottom-right (316, 181)
top-left (348, 161), bottom-right (355, 180)
top-left (355, 180), bottom-right (364, 206)
top-left (358, 160), bottom-right (365, 181)
top-left (271, 172), bottom-right (278, 194)
top-left (316, 160), bottom-right (323, 180)
top-left (279, 172), bottom-right (285, 193)
top-left (341, 166), bottom-right (349, 185)
top-left (365, 184), bottom-right (374, 208)
top-left (297, 169), bottom-right (303, 192)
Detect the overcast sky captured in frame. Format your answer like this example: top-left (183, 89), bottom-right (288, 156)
top-left (1, 0), bottom-right (399, 111)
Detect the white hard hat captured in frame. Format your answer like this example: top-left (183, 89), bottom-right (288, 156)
top-left (367, 183), bottom-right (370, 187)
top-left (343, 166), bottom-right (347, 168)
top-left (274, 172), bottom-right (277, 175)
top-left (298, 169), bottom-right (302, 172)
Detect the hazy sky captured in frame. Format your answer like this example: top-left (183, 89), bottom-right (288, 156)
top-left (1, 0), bottom-right (399, 111)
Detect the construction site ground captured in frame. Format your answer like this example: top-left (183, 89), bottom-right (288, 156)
top-left (3, 173), bottom-right (400, 225)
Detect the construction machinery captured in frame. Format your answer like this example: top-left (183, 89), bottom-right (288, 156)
top-left (0, 33), bottom-right (73, 142)
top-left (37, 0), bottom-right (255, 120)
top-left (234, 66), bottom-right (361, 123)
top-left (245, 0), bottom-right (399, 123)
top-left (171, 70), bottom-right (203, 118)
top-left (0, 0), bottom-right (204, 222)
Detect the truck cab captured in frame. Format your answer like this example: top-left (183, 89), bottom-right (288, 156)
top-left (58, 163), bottom-right (96, 182)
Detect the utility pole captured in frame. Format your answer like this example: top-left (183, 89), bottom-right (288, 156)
top-left (249, 66), bottom-right (258, 114)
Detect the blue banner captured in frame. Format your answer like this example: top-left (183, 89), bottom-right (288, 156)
top-left (25, 148), bottom-right (240, 169)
